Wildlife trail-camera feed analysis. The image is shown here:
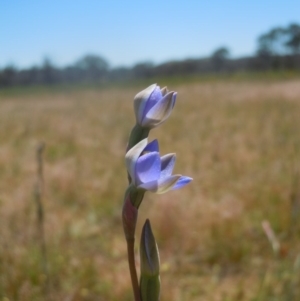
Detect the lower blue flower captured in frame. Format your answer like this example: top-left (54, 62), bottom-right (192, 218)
top-left (125, 139), bottom-right (192, 194)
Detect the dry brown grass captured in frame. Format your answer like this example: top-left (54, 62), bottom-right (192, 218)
top-left (0, 79), bottom-right (300, 301)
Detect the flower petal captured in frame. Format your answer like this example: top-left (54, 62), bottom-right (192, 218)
top-left (125, 138), bottom-right (148, 184)
top-left (156, 175), bottom-right (182, 194)
top-left (135, 152), bottom-right (161, 186)
top-left (143, 85), bottom-right (163, 117)
top-left (138, 175), bottom-right (181, 194)
top-left (138, 180), bottom-right (158, 192)
top-left (134, 84), bottom-right (157, 124)
top-left (160, 86), bottom-right (168, 96)
top-left (143, 139), bottom-right (159, 153)
top-left (160, 153), bottom-right (176, 178)
top-left (142, 91), bottom-right (175, 127)
top-left (171, 92), bottom-right (177, 108)
top-left (171, 176), bottom-right (193, 190)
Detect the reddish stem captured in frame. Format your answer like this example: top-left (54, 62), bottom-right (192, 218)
top-left (126, 238), bottom-right (141, 301)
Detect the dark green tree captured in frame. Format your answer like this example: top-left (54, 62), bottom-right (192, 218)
top-left (211, 46), bottom-right (230, 71)
top-left (75, 54), bottom-right (109, 81)
top-left (285, 23), bottom-right (300, 54)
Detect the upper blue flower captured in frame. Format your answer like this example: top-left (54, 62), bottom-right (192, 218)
top-left (134, 84), bottom-right (177, 129)
top-left (125, 138), bottom-right (192, 194)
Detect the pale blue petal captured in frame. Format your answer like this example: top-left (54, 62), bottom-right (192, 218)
top-left (142, 92), bottom-right (175, 127)
top-left (125, 138), bottom-right (148, 184)
top-left (171, 92), bottom-right (177, 108)
top-left (134, 84), bottom-right (157, 124)
top-left (138, 175), bottom-right (181, 194)
top-left (138, 180), bottom-right (158, 192)
top-left (143, 139), bottom-right (159, 153)
top-left (135, 152), bottom-right (161, 186)
top-left (143, 85), bottom-right (162, 116)
top-left (160, 86), bottom-right (168, 96)
top-left (160, 154), bottom-right (176, 178)
top-left (171, 176), bottom-right (193, 190)
top-left (156, 175), bottom-right (182, 194)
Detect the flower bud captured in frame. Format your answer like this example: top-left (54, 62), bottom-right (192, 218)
top-left (134, 84), bottom-right (176, 129)
top-left (140, 219), bottom-right (160, 301)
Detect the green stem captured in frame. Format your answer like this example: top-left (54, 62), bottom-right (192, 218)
top-left (131, 188), bottom-right (145, 209)
top-left (127, 124), bottom-right (150, 152)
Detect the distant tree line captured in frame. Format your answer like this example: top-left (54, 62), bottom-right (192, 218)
top-left (1, 23), bottom-right (300, 88)
top-left (255, 23), bottom-right (300, 70)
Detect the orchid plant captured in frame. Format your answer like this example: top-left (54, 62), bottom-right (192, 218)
top-left (122, 84), bottom-right (192, 301)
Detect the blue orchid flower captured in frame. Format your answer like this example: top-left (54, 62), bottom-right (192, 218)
top-left (134, 84), bottom-right (177, 129)
top-left (125, 138), bottom-right (192, 194)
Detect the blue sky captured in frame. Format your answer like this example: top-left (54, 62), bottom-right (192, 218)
top-left (1, 0), bottom-right (300, 69)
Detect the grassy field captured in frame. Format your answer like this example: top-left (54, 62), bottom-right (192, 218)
top-left (0, 77), bottom-right (300, 301)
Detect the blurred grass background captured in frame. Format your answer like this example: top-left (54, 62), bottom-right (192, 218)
top-left (0, 75), bottom-right (300, 301)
